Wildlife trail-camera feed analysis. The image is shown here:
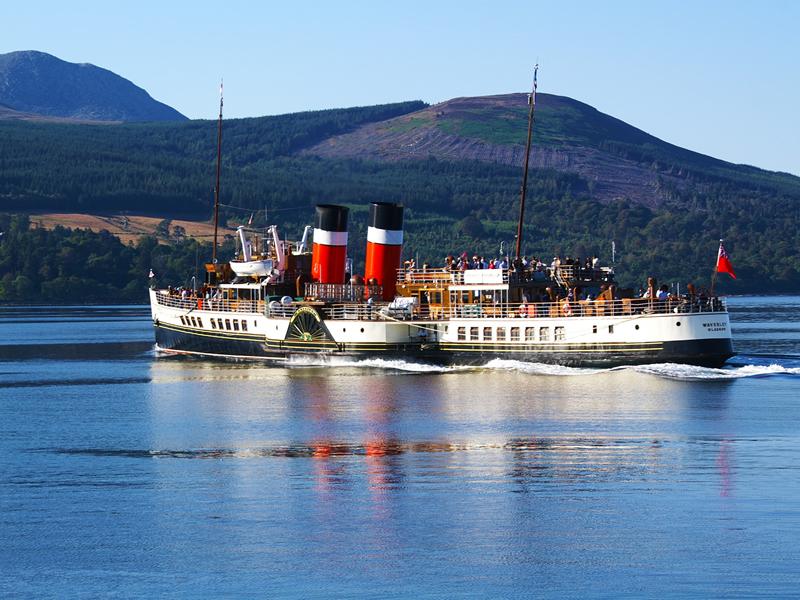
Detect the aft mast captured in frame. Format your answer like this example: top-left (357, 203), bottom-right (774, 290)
top-left (212, 80), bottom-right (224, 263)
top-left (514, 65), bottom-right (538, 262)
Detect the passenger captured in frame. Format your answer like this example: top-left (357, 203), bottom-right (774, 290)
top-left (656, 284), bottom-right (670, 302)
top-left (562, 296), bottom-right (573, 317)
top-left (642, 277), bottom-right (657, 299)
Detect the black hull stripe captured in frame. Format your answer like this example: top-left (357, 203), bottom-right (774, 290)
top-left (155, 326), bottom-right (733, 368)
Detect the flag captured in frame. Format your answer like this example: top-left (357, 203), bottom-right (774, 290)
top-left (149, 269), bottom-right (155, 279)
top-left (716, 241), bottom-right (736, 279)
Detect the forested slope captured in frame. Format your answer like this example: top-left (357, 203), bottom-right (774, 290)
top-left (0, 96), bottom-right (798, 297)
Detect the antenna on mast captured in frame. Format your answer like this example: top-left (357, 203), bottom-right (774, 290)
top-left (212, 79), bottom-right (224, 263)
top-left (514, 64), bottom-right (538, 261)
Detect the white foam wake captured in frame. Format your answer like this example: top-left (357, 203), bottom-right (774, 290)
top-left (480, 358), bottom-right (602, 376)
top-left (625, 362), bottom-right (800, 381)
top-left (286, 355), bottom-right (464, 373)
top-left (295, 357), bottom-right (800, 380)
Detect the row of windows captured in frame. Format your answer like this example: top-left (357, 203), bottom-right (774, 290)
top-left (456, 326), bottom-right (566, 342)
top-left (455, 324), bottom-right (619, 342)
top-left (179, 315), bottom-right (253, 332)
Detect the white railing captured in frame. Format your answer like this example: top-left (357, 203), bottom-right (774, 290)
top-left (439, 297), bottom-right (726, 320)
top-left (397, 265), bottom-right (615, 286)
top-left (153, 292), bottom-right (263, 314)
top-left (305, 283), bottom-right (383, 301)
top-left (396, 268), bottom-right (465, 285)
top-left (156, 288), bottom-right (726, 322)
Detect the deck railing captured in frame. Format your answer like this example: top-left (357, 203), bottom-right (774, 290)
top-left (396, 268), bottom-right (466, 284)
top-left (304, 283), bottom-right (383, 302)
top-left (155, 289), bottom-right (726, 322)
top-left (395, 265), bottom-right (619, 287)
top-left (153, 292), bottom-right (263, 314)
top-left (433, 297), bottom-right (726, 320)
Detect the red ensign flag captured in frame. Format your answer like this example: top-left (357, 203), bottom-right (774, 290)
top-left (716, 241), bottom-right (736, 279)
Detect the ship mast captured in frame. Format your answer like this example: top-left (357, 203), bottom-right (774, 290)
top-left (514, 65), bottom-right (538, 261)
top-left (212, 80), bottom-right (224, 263)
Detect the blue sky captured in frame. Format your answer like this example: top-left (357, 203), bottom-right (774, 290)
top-left (3, 0), bottom-right (798, 175)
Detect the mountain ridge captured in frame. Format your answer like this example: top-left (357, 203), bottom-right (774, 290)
top-left (0, 50), bottom-right (186, 122)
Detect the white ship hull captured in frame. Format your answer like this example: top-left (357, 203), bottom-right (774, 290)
top-left (149, 290), bottom-right (734, 367)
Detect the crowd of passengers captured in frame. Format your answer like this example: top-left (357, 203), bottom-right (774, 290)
top-left (408, 272), bottom-right (719, 319)
top-left (164, 285), bottom-right (218, 300)
top-left (404, 253), bottom-right (609, 283)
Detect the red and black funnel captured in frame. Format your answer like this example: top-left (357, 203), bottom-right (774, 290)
top-left (312, 204), bottom-right (349, 284)
top-left (364, 202), bottom-right (404, 300)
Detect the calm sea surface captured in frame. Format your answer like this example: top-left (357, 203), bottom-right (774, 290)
top-left (1, 297), bottom-right (799, 598)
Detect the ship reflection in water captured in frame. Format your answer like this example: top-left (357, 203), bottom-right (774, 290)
top-left (140, 358), bottom-right (741, 499)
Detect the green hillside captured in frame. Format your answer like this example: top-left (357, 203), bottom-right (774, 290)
top-left (0, 95), bottom-right (798, 299)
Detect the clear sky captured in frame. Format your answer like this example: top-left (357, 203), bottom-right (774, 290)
top-left (3, 0), bottom-right (798, 175)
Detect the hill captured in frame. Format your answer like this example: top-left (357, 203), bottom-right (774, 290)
top-left (0, 95), bottom-right (798, 296)
top-left (304, 93), bottom-right (800, 208)
top-left (0, 50), bottom-right (186, 122)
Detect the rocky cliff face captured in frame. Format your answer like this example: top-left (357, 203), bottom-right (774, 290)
top-left (0, 50), bottom-right (186, 122)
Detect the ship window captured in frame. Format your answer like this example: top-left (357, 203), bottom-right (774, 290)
top-left (483, 327), bottom-right (492, 341)
top-left (457, 327), bottom-right (466, 341)
top-left (510, 327), bottom-right (520, 341)
top-left (461, 291), bottom-right (471, 304)
top-left (233, 320), bottom-right (240, 331)
top-left (210, 319), bottom-right (216, 329)
top-left (197, 318), bottom-right (203, 328)
top-left (496, 327), bottom-right (506, 341)
top-left (241, 320), bottom-right (248, 332)
top-left (539, 327), bottom-right (549, 341)
top-left (225, 319), bottom-right (231, 330)
top-left (592, 324), bottom-right (597, 334)
top-left (555, 326), bottom-right (565, 341)
top-left (180, 316), bottom-right (186, 325)
top-left (525, 327), bottom-right (535, 341)
top-left (431, 291), bottom-right (442, 304)
top-left (217, 318), bottom-right (224, 329)
top-left (608, 324), bottom-right (614, 334)
top-left (190, 317), bottom-right (197, 327)
top-left (470, 327), bottom-right (479, 341)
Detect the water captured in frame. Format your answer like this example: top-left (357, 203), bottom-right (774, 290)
top-left (1, 297), bottom-right (799, 598)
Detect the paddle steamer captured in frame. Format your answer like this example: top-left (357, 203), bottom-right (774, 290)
top-left (149, 70), bottom-right (734, 367)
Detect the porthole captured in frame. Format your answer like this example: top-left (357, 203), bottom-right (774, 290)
top-left (343, 328), bottom-right (346, 332)
top-left (676, 321), bottom-right (681, 327)
top-left (360, 328), bottom-right (365, 333)
top-left (635, 324), bottom-right (640, 330)
top-left (592, 325), bottom-right (597, 334)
